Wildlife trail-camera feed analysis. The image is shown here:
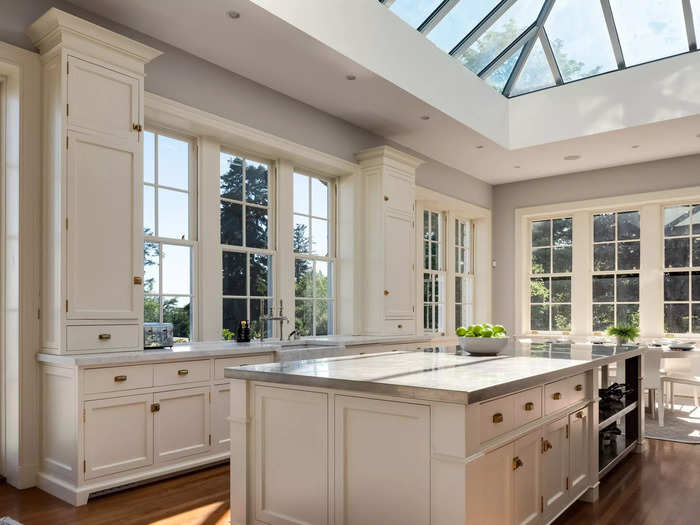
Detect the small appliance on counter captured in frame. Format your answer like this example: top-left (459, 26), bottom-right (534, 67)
top-left (236, 320), bottom-right (251, 342)
top-left (144, 322), bottom-right (174, 348)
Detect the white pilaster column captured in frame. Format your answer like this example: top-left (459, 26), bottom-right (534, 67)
top-left (640, 203), bottom-right (663, 338)
top-left (276, 159), bottom-right (295, 339)
top-left (572, 211), bottom-right (591, 336)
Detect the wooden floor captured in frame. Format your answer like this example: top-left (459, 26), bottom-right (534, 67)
top-left (0, 439), bottom-right (698, 524)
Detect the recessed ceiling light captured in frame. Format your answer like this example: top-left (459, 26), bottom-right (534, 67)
top-left (420, 115), bottom-right (430, 120)
top-left (227, 10), bottom-right (240, 19)
top-left (563, 155), bottom-right (581, 161)
top-left (345, 74), bottom-right (356, 81)
top-left (631, 144), bottom-right (640, 149)
top-left (475, 145), bottom-right (484, 149)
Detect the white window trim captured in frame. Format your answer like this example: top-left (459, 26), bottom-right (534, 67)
top-left (515, 185), bottom-right (700, 339)
top-left (454, 217), bottom-right (475, 330)
top-left (422, 208), bottom-right (446, 335)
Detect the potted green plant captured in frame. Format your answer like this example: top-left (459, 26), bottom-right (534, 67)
top-left (606, 325), bottom-right (640, 346)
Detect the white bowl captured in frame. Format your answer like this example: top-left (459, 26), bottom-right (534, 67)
top-left (458, 336), bottom-right (510, 356)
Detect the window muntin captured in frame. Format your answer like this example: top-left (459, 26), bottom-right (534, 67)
top-left (294, 172), bottom-right (335, 336)
top-left (529, 218), bottom-right (572, 332)
top-left (592, 211), bottom-right (640, 331)
top-left (220, 151), bottom-right (274, 338)
top-left (455, 218), bottom-right (473, 328)
top-left (388, 0), bottom-right (444, 29)
top-left (427, 0), bottom-right (501, 52)
top-left (663, 204), bottom-right (700, 334)
top-left (143, 129), bottom-right (195, 342)
top-left (423, 210), bottom-right (445, 333)
top-left (510, 37), bottom-right (555, 97)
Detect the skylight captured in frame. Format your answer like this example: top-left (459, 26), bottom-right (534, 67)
top-left (380, 0), bottom-right (699, 97)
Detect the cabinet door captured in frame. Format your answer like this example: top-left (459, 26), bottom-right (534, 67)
top-left (66, 132), bottom-right (141, 320)
top-left (84, 394), bottom-right (153, 479)
top-left (513, 430), bottom-right (542, 525)
top-left (335, 396), bottom-right (430, 525)
top-left (67, 56), bottom-right (139, 141)
top-left (569, 409), bottom-right (590, 494)
top-left (154, 387), bottom-right (210, 463)
top-left (212, 384), bottom-right (230, 451)
top-left (466, 442), bottom-right (513, 525)
top-left (383, 210), bottom-right (414, 320)
top-left (541, 416), bottom-right (569, 522)
top-left (255, 386), bottom-right (328, 525)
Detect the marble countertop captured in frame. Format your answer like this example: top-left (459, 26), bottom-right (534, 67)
top-left (225, 342), bottom-right (646, 404)
top-left (296, 334), bottom-right (433, 346)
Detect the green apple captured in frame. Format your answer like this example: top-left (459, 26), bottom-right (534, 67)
top-left (456, 327), bottom-right (468, 337)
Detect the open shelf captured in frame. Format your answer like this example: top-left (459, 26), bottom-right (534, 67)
top-left (599, 433), bottom-right (636, 477)
top-left (598, 401), bottom-right (638, 430)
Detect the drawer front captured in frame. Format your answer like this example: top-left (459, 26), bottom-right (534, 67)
top-left (567, 374), bottom-right (587, 405)
top-left (155, 360), bottom-right (210, 386)
top-left (214, 354), bottom-right (274, 379)
top-left (513, 387), bottom-right (543, 428)
top-left (544, 373), bottom-right (586, 415)
top-left (480, 395), bottom-right (514, 443)
top-left (67, 324), bottom-right (139, 352)
top-left (84, 364), bottom-right (153, 394)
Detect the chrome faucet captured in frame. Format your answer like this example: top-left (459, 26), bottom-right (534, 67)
top-left (259, 299), bottom-right (288, 341)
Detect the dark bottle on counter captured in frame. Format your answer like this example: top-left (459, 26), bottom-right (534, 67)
top-left (236, 320), bottom-right (251, 343)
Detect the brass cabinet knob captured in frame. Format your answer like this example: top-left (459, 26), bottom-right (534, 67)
top-left (384, 195), bottom-right (389, 201)
top-left (132, 123), bottom-right (143, 132)
top-left (576, 411), bottom-right (584, 419)
top-left (114, 375), bottom-right (127, 382)
top-left (575, 384), bottom-right (583, 392)
top-left (552, 392), bottom-right (562, 400)
top-left (492, 413), bottom-right (504, 424)
top-left (397, 324), bottom-right (403, 329)
top-left (150, 402), bottom-right (160, 413)
top-left (524, 402), bottom-right (535, 411)
top-left (98, 333), bottom-right (111, 341)
top-left (177, 369), bottom-right (189, 376)
top-left (133, 276), bottom-right (143, 285)
top-left (384, 290), bottom-right (390, 296)
top-left (512, 457), bottom-right (524, 470)
top-left (542, 439), bottom-right (553, 453)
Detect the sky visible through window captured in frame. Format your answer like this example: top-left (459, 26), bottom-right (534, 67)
top-left (381, 0), bottom-right (696, 96)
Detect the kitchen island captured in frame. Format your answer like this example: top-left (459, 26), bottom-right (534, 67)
top-left (225, 342), bottom-right (645, 525)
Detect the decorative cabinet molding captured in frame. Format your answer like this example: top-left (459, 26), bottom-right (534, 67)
top-left (27, 9), bottom-right (161, 354)
top-left (354, 146), bottom-right (423, 335)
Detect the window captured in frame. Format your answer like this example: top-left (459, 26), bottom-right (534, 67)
top-left (592, 211), bottom-right (640, 331)
top-left (220, 152), bottom-right (274, 338)
top-left (663, 205), bottom-right (700, 334)
top-left (423, 210), bottom-right (445, 333)
top-left (143, 129), bottom-right (195, 342)
top-left (293, 172), bottom-right (335, 336)
top-left (454, 218), bottom-right (473, 328)
top-left (529, 218), bottom-right (572, 332)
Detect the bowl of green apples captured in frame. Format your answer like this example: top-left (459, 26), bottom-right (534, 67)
top-left (456, 323), bottom-right (510, 356)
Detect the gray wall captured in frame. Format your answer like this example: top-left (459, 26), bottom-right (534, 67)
top-left (492, 154), bottom-right (700, 332)
top-left (0, 0), bottom-right (491, 209)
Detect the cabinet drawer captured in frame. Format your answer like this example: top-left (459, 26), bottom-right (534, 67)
top-left (67, 324), bottom-right (139, 352)
top-left (480, 395), bottom-right (515, 443)
top-left (214, 354), bottom-right (274, 379)
top-left (544, 373), bottom-right (586, 415)
top-left (154, 360), bottom-right (210, 386)
top-left (84, 364), bottom-right (153, 394)
top-left (513, 387), bottom-right (543, 428)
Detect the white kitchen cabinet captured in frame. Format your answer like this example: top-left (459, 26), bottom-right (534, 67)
top-left (541, 416), bottom-right (569, 522)
top-left (383, 209), bottom-right (415, 320)
top-left (84, 394), bottom-right (154, 480)
top-left (334, 395), bottom-right (430, 525)
top-left (211, 383), bottom-right (231, 451)
top-left (513, 430), bottom-right (542, 525)
top-left (467, 441), bottom-right (514, 525)
top-left (569, 409), bottom-right (590, 494)
top-left (154, 387), bottom-right (210, 463)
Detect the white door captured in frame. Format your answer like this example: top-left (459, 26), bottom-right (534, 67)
top-left (212, 384), bottom-right (230, 451)
top-left (154, 387), bottom-right (210, 463)
top-left (541, 416), bottom-right (570, 522)
top-left (569, 409), bottom-right (590, 493)
top-left (66, 132), bottom-right (141, 320)
top-left (334, 396), bottom-right (430, 525)
top-left (513, 429), bottom-right (542, 525)
top-left (84, 394), bottom-right (153, 480)
top-left (383, 210), bottom-right (415, 320)
top-left (67, 55), bottom-right (140, 141)
top-left (255, 386), bottom-right (328, 525)
top-left (466, 442), bottom-right (513, 525)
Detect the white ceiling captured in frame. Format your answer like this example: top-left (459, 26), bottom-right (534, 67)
top-left (67, 0), bottom-right (700, 185)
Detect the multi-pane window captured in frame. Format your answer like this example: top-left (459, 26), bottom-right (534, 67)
top-left (220, 152), bottom-right (273, 338)
top-left (293, 172), bottom-right (334, 336)
top-left (454, 218), bottom-right (473, 329)
top-left (143, 129), bottom-right (195, 342)
top-left (663, 205), bottom-right (700, 334)
top-left (529, 218), bottom-right (572, 332)
top-left (592, 211), bottom-right (640, 331)
top-left (423, 210), bottom-right (445, 333)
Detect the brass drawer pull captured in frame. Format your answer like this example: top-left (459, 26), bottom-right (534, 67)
top-left (542, 439), bottom-right (553, 453)
top-left (133, 123), bottom-right (143, 132)
top-left (177, 369), bottom-right (189, 376)
top-left (133, 276), bottom-right (143, 285)
top-left (397, 324), bottom-right (403, 329)
top-left (524, 402), bottom-right (535, 411)
top-left (575, 384), bottom-right (583, 392)
top-left (114, 375), bottom-right (127, 382)
top-left (384, 195), bottom-right (389, 201)
top-left (384, 290), bottom-right (390, 296)
top-left (492, 413), bottom-right (504, 424)
top-left (150, 402), bottom-right (160, 413)
top-left (512, 457), bottom-right (524, 470)
top-left (552, 392), bottom-right (562, 400)
top-left (576, 411), bottom-right (584, 419)
top-left (98, 333), bottom-right (111, 341)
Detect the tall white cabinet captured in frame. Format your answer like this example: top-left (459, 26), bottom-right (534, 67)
top-left (354, 146), bottom-right (423, 335)
top-left (27, 8), bottom-right (161, 354)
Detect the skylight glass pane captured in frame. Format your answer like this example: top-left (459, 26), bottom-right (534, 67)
top-left (544, 0), bottom-right (617, 82)
top-left (460, 0), bottom-right (544, 74)
top-left (609, 0), bottom-right (688, 66)
top-left (486, 47), bottom-right (523, 92)
top-left (510, 37), bottom-right (555, 96)
top-left (388, 0), bottom-right (444, 28)
top-left (692, 1), bottom-right (700, 42)
top-left (427, 0), bottom-right (501, 52)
